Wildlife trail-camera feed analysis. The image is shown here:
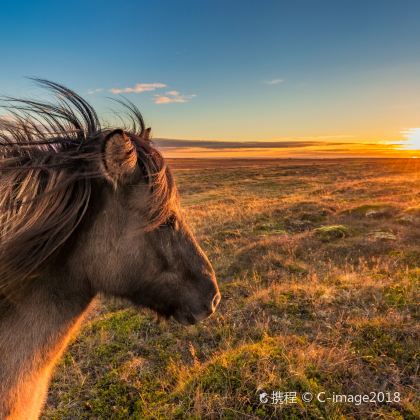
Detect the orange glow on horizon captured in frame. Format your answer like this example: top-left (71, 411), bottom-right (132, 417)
top-left (159, 142), bottom-right (420, 159)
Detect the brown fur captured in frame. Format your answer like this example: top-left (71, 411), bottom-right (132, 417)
top-left (0, 80), bottom-right (220, 418)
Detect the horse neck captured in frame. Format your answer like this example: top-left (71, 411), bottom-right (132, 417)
top-left (0, 270), bottom-right (94, 419)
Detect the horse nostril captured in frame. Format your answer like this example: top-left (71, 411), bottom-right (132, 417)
top-left (211, 292), bottom-right (221, 312)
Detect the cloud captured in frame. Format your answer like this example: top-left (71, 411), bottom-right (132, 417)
top-left (153, 138), bottom-right (410, 158)
top-left (166, 90), bottom-right (180, 96)
top-left (153, 91), bottom-right (196, 104)
top-left (87, 88), bottom-right (103, 95)
top-left (263, 78), bottom-right (284, 85)
top-left (102, 83), bottom-right (194, 103)
top-left (153, 135), bottom-right (359, 150)
top-left (153, 139), bottom-right (345, 149)
top-left (110, 82), bottom-right (167, 94)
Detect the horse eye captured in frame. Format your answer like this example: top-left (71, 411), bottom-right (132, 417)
top-left (162, 214), bottom-right (178, 229)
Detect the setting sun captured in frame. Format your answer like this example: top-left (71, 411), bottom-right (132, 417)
top-left (399, 128), bottom-right (420, 151)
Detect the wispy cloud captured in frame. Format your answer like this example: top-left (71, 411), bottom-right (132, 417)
top-left (87, 88), bottom-right (103, 95)
top-left (89, 82), bottom-right (195, 104)
top-left (288, 134), bottom-right (354, 140)
top-left (263, 78), bottom-right (284, 85)
top-left (110, 82), bottom-right (167, 94)
top-left (153, 91), bottom-right (196, 104)
top-left (153, 139), bottom-right (357, 149)
top-left (166, 90), bottom-right (180, 96)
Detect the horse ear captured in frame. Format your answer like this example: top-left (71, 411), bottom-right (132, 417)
top-left (143, 127), bottom-right (151, 141)
top-left (102, 129), bottom-right (137, 185)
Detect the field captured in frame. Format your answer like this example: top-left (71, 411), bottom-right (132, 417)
top-left (42, 158), bottom-right (419, 419)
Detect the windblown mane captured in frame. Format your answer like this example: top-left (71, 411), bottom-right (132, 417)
top-left (0, 79), bottom-right (176, 296)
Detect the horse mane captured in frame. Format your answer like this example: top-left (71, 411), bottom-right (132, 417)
top-left (0, 79), bottom-right (176, 296)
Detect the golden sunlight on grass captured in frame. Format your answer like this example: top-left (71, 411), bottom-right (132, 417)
top-left (43, 159), bottom-right (419, 419)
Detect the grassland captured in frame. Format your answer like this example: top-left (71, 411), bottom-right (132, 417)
top-left (42, 158), bottom-right (419, 419)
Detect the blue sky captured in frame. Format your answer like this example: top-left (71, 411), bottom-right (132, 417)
top-left (1, 0), bottom-right (420, 156)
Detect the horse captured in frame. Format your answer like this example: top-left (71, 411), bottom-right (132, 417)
top-left (0, 80), bottom-right (220, 419)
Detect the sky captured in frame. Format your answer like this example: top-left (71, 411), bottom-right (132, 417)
top-left (1, 0), bottom-right (420, 157)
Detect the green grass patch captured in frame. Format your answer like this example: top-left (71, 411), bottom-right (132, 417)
top-left (314, 225), bottom-right (351, 242)
top-left (343, 204), bottom-right (397, 218)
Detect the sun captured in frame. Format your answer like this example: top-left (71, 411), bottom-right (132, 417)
top-left (400, 128), bottom-right (420, 151)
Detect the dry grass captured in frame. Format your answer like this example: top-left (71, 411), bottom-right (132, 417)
top-left (42, 158), bottom-right (419, 419)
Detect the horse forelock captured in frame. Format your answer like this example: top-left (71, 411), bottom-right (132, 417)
top-left (0, 79), bottom-right (174, 296)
